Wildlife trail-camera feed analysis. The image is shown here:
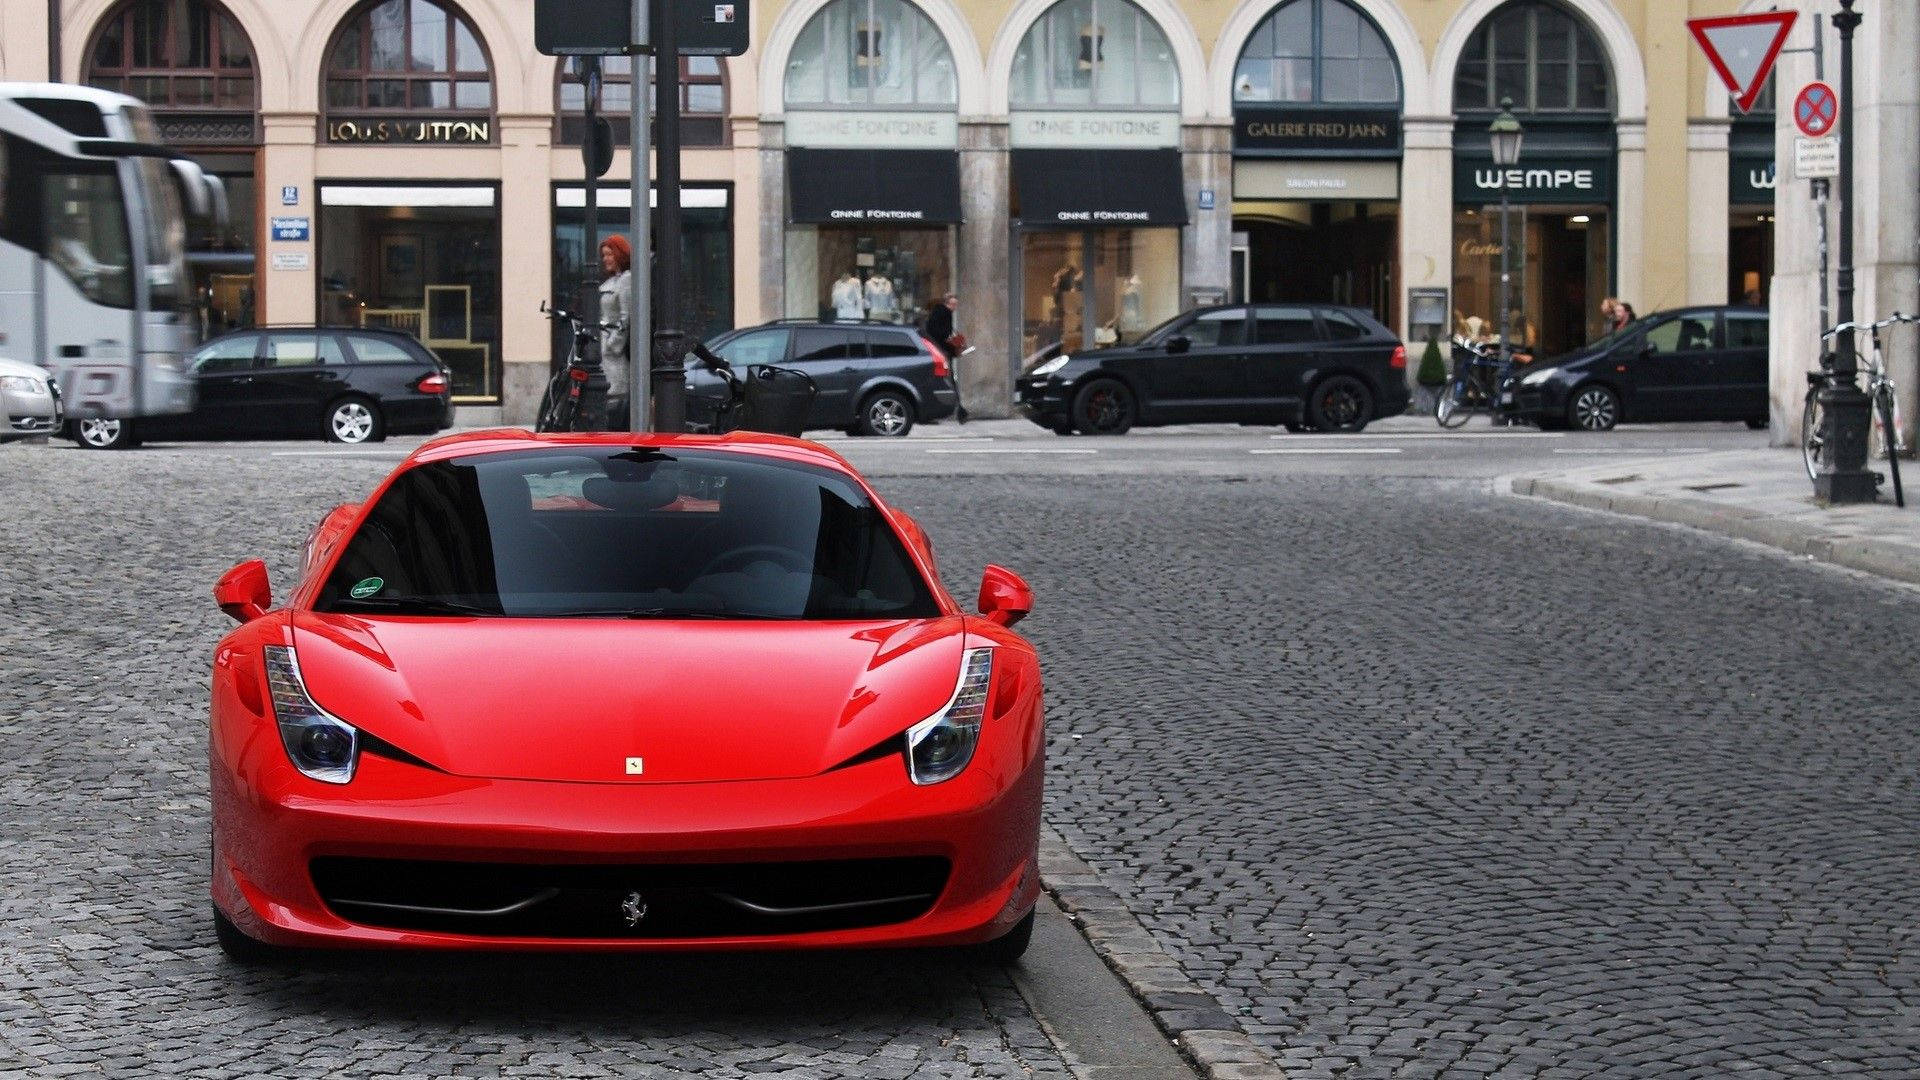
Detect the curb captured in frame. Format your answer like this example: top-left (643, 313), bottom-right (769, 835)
top-left (1508, 474), bottom-right (1920, 588)
top-left (1041, 829), bottom-right (1286, 1079)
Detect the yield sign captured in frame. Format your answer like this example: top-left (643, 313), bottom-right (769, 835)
top-left (1689, 11), bottom-right (1798, 113)
top-left (1794, 82), bottom-right (1838, 138)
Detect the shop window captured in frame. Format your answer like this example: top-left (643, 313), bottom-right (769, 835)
top-left (785, 226), bottom-right (950, 325)
top-left (1233, 0), bottom-right (1397, 105)
top-left (785, 0), bottom-right (956, 108)
top-left (550, 185), bottom-right (734, 360)
top-left (1011, 0), bottom-right (1178, 108)
top-left (556, 55), bottom-right (728, 147)
top-left (1451, 206), bottom-right (1610, 358)
top-left (85, 0), bottom-right (257, 111)
top-left (324, 0), bottom-right (493, 114)
top-left (1019, 228), bottom-right (1177, 355)
top-left (1454, 1), bottom-right (1610, 114)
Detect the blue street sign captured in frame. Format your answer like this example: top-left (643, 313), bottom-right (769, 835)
top-left (281, 185), bottom-right (299, 206)
top-left (1198, 188), bottom-right (1216, 210)
top-left (270, 217), bottom-right (311, 242)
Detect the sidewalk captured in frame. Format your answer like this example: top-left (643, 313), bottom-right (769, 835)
top-left (1513, 448), bottom-right (1920, 587)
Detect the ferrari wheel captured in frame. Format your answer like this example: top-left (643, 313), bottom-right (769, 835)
top-left (212, 905), bottom-right (287, 965)
top-left (970, 909), bottom-right (1036, 964)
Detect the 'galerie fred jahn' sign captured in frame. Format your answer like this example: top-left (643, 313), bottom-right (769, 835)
top-left (326, 118), bottom-right (492, 144)
top-left (1453, 157), bottom-right (1614, 203)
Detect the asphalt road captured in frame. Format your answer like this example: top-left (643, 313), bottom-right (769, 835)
top-left (4, 418), bottom-right (1915, 1078)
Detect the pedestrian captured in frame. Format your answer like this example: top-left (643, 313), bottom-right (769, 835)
top-left (922, 293), bottom-right (968, 423)
top-left (1599, 296), bottom-right (1635, 336)
top-left (597, 235), bottom-right (633, 410)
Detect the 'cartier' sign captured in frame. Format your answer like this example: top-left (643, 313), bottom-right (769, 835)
top-left (1233, 107), bottom-right (1401, 155)
top-left (326, 117), bottom-right (492, 144)
top-left (1453, 156), bottom-right (1614, 204)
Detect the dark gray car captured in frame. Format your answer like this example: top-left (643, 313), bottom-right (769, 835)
top-left (688, 321), bottom-right (960, 437)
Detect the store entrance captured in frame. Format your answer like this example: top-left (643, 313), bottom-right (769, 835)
top-left (1452, 205), bottom-right (1611, 360)
top-left (1729, 210), bottom-right (1774, 305)
top-left (1231, 202), bottom-right (1397, 327)
top-left (1018, 228), bottom-right (1179, 360)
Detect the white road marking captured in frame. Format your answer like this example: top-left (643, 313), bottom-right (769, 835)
top-left (1249, 447), bottom-right (1405, 455)
top-left (923, 447), bottom-right (1099, 455)
top-left (1272, 431), bottom-right (1564, 440)
top-left (1551, 448), bottom-right (1713, 455)
top-left (813, 437), bottom-right (996, 445)
top-left (269, 450), bottom-right (409, 457)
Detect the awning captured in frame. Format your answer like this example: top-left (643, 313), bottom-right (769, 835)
top-left (787, 149), bottom-right (961, 225)
top-left (1012, 149), bottom-right (1188, 227)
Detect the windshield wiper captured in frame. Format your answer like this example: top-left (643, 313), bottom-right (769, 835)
top-left (545, 607), bottom-right (795, 620)
top-left (328, 596), bottom-right (503, 616)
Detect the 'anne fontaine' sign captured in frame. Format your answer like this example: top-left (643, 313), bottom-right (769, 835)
top-left (1453, 157), bottom-right (1614, 204)
top-left (326, 117), bottom-right (492, 145)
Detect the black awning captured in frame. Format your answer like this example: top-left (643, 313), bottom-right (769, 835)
top-left (787, 148), bottom-right (961, 225)
top-left (1012, 149), bottom-right (1188, 227)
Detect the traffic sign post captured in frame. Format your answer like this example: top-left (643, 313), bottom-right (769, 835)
top-left (1689, 12), bottom-right (1797, 113)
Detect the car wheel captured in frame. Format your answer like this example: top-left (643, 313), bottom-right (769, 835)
top-left (1567, 384), bottom-right (1620, 431)
top-left (1745, 417), bottom-right (1769, 430)
top-left (325, 397), bottom-right (383, 444)
top-left (1307, 375), bottom-right (1372, 433)
top-left (72, 418), bottom-right (139, 450)
top-left (1071, 378), bottom-right (1135, 435)
top-left (969, 909), bottom-right (1035, 964)
top-left (855, 391), bottom-right (915, 437)
top-left (212, 905), bottom-right (287, 965)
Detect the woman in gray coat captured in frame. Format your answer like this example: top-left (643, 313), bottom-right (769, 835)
top-left (597, 235), bottom-right (633, 401)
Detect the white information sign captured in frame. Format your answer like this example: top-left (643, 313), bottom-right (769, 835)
top-left (1795, 137), bottom-right (1838, 179)
top-left (270, 252), bottom-right (311, 271)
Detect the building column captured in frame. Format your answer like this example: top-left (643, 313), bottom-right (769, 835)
top-left (1863, 7), bottom-right (1919, 452)
top-left (757, 120), bottom-right (787, 326)
top-left (730, 117), bottom-right (766, 326)
top-left (258, 112), bottom-right (318, 327)
top-left (1399, 117), bottom-right (1453, 380)
top-left (1686, 120), bottom-right (1731, 306)
top-left (497, 114), bottom-right (552, 428)
top-left (1614, 119), bottom-right (1646, 312)
top-left (958, 120), bottom-right (1010, 418)
top-left (1180, 121), bottom-right (1232, 308)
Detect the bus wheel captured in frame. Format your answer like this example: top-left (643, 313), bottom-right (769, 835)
top-left (72, 418), bottom-right (140, 450)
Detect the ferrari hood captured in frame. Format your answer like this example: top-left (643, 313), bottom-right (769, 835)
top-left (288, 612), bottom-right (968, 784)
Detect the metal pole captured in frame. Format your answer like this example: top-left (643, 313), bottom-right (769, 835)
top-left (651, 0), bottom-right (688, 433)
top-left (1816, 0), bottom-right (1875, 502)
top-left (1498, 191), bottom-right (1510, 365)
top-left (628, 0), bottom-right (652, 433)
top-left (48, 0), bottom-right (61, 81)
top-left (578, 57), bottom-right (600, 378)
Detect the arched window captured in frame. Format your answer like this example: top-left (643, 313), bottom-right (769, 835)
top-left (86, 0), bottom-right (256, 110)
top-left (556, 55), bottom-right (728, 147)
top-left (1233, 0), bottom-right (1397, 105)
top-left (1010, 0), bottom-right (1177, 108)
top-left (1453, 1), bottom-right (1609, 113)
top-left (784, 0), bottom-right (955, 109)
top-left (325, 0), bottom-right (492, 112)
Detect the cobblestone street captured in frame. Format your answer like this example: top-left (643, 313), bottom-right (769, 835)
top-left (4, 433), bottom-right (1918, 1077)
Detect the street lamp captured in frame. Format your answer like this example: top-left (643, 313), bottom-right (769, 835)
top-left (1815, 0), bottom-right (1876, 503)
top-left (1489, 99), bottom-right (1524, 366)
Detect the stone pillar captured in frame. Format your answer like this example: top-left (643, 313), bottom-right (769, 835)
top-left (958, 120), bottom-right (1011, 418)
top-left (1400, 117), bottom-right (1454, 388)
top-left (498, 115), bottom-right (553, 428)
top-left (757, 120), bottom-right (787, 325)
top-left (1614, 119), bottom-right (1647, 313)
top-left (1180, 122), bottom-right (1233, 308)
top-left (1686, 120), bottom-right (1731, 306)
top-left (1862, 7), bottom-right (1919, 453)
top-left (258, 112), bottom-right (318, 327)
top-left (1769, 10), bottom-right (1827, 444)
top-left (730, 117), bottom-right (766, 325)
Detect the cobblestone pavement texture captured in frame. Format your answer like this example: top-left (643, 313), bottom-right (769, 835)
top-left (0, 445), bottom-right (1075, 1080)
top-left (5, 438), bottom-right (1919, 1079)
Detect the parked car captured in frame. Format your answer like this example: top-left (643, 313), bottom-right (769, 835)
top-left (1505, 305), bottom-right (1770, 431)
top-left (688, 320), bottom-right (960, 437)
top-left (69, 327), bottom-right (453, 449)
top-left (1015, 304), bottom-right (1411, 435)
top-left (1, 355), bottom-right (62, 442)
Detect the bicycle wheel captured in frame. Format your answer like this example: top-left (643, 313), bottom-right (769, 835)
top-left (1876, 384), bottom-right (1904, 507)
top-left (1436, 378), bottom-right (1473, 429)
top-left (1802, 392), bottom-right (1825, 482)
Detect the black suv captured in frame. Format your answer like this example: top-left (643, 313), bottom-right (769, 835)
top-left (688, 320), bottom-right (960, 437)
top-left (1016, 304), bottom-right (1410, 435)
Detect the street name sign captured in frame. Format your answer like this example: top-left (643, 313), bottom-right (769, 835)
top-left (1688, 11), bottom-right (1797, 114)
top-left (1795, 137), bottom-right (1838, 179)
top-left (1794, 82), bottom-right (1838, 138)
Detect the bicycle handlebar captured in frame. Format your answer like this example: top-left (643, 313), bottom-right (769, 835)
top-left (538, 300), bottom-right (624, 334)
top-left (1821, 312), bottom-right (1917, 340)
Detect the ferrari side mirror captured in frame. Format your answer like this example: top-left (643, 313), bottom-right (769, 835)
top-left (215, 559), bottom-right (272, 623)
top-left (977, 565), bottom-right (1032, 628)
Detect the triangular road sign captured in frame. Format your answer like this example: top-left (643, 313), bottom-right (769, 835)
top-left (1690, 12), bottom-right (1798, 114)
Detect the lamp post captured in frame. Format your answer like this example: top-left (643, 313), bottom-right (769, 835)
top-left (1489, 99), bottom-right (1524, 367)
top-left (1815, 0), bottom-right (1876, 502)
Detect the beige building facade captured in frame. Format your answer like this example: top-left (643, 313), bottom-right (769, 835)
top-left (10, 0), bottom-right (1821, 426)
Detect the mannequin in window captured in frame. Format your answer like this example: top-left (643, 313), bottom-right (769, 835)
top-left (831, 272), bottom-right (865, 320)
top-left (853, 21), bottom-right (881, 87)
top-left (1118, 273), bottom-right (1143, 334)
top-left (864, 274), bottom-right (896, 321)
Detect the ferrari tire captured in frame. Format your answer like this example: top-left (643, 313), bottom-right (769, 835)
top-left (212, 905), bottom-right (287, 965)
top-left (971, 909), bottom-right (1036, 964)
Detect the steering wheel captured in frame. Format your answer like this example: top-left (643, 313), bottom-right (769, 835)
top-left (695, 544), bottom-right (812, 579)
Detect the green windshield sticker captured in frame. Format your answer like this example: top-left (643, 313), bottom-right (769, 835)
top-left (349, 576), bottom-right (385, 599)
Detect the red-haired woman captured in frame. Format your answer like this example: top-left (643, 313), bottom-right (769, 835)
top-left (597, 235), bottom-right (634, 404)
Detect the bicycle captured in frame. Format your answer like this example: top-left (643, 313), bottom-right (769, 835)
top-left (1436, 337), bottom-right (1516, 428)
top-left (536, 302), bottom-right (623, 433)
top-left (685, 351), bottom-right (819, 438)
top-left (1805, 314), bottom-right (1908, 507)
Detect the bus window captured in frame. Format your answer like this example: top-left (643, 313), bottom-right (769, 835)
top-left (43, 167), bottom-right (134, 309)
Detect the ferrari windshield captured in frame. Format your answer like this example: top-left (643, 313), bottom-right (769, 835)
top-left (317, 447), bottom-right (941, 620)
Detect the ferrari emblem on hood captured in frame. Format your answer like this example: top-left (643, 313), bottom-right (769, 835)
top-left (625, 757), bottom-right (644, 775)
top-left (621, 891), bottom-right (649, 927)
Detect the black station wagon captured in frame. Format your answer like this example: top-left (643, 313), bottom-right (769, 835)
top-left (688, 321), bottom-right (960, 438)
top-left (1015, 304), bottom-right (1411, 435)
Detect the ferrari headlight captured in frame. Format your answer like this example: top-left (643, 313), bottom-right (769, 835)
top-left (905, 648), bottom-right (993, 785)
top-left (0, 375), bottom-right (42, 393)
top-left (1030, 355), bottom-right (1070, 377)
top-left (1519, 366), bottom-right (1557, 387)
top-left (262, 645), bottom-right (359, 784)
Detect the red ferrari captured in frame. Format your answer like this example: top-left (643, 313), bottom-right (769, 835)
top-left (208, 430), bottom-right (1042, 960)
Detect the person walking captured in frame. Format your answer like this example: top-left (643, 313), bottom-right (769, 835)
top-left (922, 293), bottom-right (967, 423)
top-left (597, 236), bottom-right (634, 421)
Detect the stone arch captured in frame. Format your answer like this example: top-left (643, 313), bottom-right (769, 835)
top-left (760, 0), bottom-right (987, 118)
top-left (68, 0), bottom-right (294, 109)
top-left (986, 0), bottom-right (1209, 120)
top-left (294, 0), bottom-right (524, 115)
top-left (1432, 0), bottom-right (1646, 121)
top-left (1208, 0), bottom-right (1428, 120)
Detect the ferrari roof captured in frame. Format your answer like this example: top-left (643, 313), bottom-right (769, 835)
top-left (405, 428), bottom-right (859, 474)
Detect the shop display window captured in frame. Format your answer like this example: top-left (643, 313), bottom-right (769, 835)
top-left (556, 55), bottom-right (728, 148)
top-left (1453, 1), bottom-right (1609, 115)
top-left (1232, 0), bottom-right (1397, 105)
top-left (1451, 205), bottom-right (1609, 359)
top-left (1019, 228), bottom-right (1177, 356)
top-left (1010, 0), bottom-right (1178, 108)
top-left (550, 186), bottom-right (734, 361)
top-left (784, 227), bottom-right (952, 325)
top-left (784, 0), bottom-right (956, 108)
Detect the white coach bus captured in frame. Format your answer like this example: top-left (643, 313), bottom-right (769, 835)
top-left (0, 83), bottom-right (226, 448)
